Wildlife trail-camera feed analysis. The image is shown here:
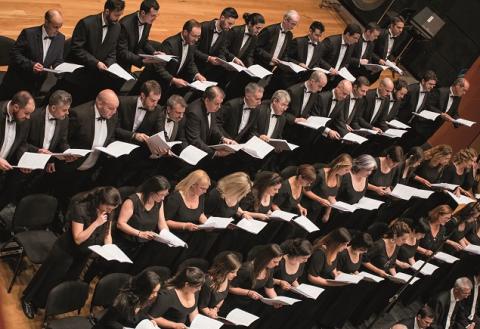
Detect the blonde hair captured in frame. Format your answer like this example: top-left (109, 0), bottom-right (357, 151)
top-left (175, 170), bottom-right (210, 193)
top-left (423, 144), bottom-right (452, 165)
top-left (328, 153), bottom-right (353, 184)
top-left (453, 148), bottom-right (477, 165)
top-left (427, 204), bottom-right (453, 223)
top-left (217, 172), bottom-right (252, 201)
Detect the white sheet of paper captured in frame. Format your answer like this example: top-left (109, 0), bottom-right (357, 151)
top-left (188, 80), bottom-right (218, 91)
top-left (44, 62), bottom-right (84, 74)
top-left (311, 67), bottom-right (331, 74)
top-left (225, 308), bottom-right (259, 326)
top-left (331, 201), bottom-right (357, 212)
top-left (89, 244), bottom-right (132, 263)
top-left (331, 273), bottom-right (362, 284)
top-left (244, 64), bottom-right (273, 78)
top-left (59, 148), bottom-right (92, 157)
top-left (134, 319), bottom-right (158, 329)
top-left (382, 128), bottom-right (407, 138)
top-left (296, 116), bottom-right (331, 130)
top-left (447, 191), bottom-right (476, 205)
top-left (290, 283), bottom-right (325, 299)
top-left (412, 188), bottom-right (434, 199)
top-left (342, 132), bottom-right (368, 144)
top-left (385, 60), bottom-right (403, 74)
top-left (356, 197), bottom-right (384, 210)
top-left (189, 314), bottom-right (223, 329)
top-left (242, 136), bottom-right (274, 159)
top-left (355, 128), bottom-right (378, 135)
top-left (172, 145), bottom-right (208, 165)
top-left (390, 184), bottom-right (433, 200)
top-left (293, 215), bottom-right (320, 233)
top-left (209, 143), bottom-right (244, 152)
top-left (269, 210), bottom-right (297, 222)
top-left (338, 67), bottom-right (355, 82)
top-left (411, 260), bottom-right (439, 275)
top-left (96, 141), bottom-right (139, 158)
top-left (260, 296), bottom-right (301, 306)
top-left (153, 229), bottom-right (188, 248)
top-left (198, 217), bottom-right (234, 230)
top-left (107, 63), bottom-right (135, 80)
top-left (14, 152), bottom-right (51, 170)
top-left (140, 54), bottom-right (178, 62)
top-left (277, 60), bottom-right (307, 73)
top-left (147, 132), bottom-right (181, 154)
top-left (464, 244), bottom-right (480, 255)
top-left (387, 272), bottom-right (419, 285)
top-left (433, 251), bottom-right (459, 263)
top-left (453, 118), bottom-right (475, 127)
top-left (387, 120), bottom-right (410, 129)
top-left (431, 183), bottom-right (459, 191)
top-left (358, 271), bottom-right (384, 283)
top-left (413, 110), bottom-right (441, 121)
top-left (268, 139), bottom-right (298, 151)
top-left (362, 63), bottom-right (389, 72)
top-left (234, 218), bottom-right (267, 234)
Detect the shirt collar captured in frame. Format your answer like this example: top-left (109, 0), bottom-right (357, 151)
top-left (304, 82), bottom-right (312, 93)
top-left (388, 29), bottom-right (395, 39)
top-left (270, 106), bottom-right (277, 116)
top-left (449, 87), bottom-right (455, 97)
top-left (180, 34), bottom-right (188, 46)
top-left (136, 97), bottom-right (144, 110)
top-left (450, 289), bottom-right (457, 303)
top-left (46, 106), bottom-right (56, 121)
top-left (376, 89), bottom-right (382, 99)
top-left (362, 33), bottom-right (368, 42)
top-left (94, 104), bottom-right (102, 120)
top-left (42, 25), bottom-right (49, 39)
top-left (280, 23), bottom-right (287, 34)
top-left (308, 36), bottom-right (317, 45)
top-left (214, 20), bottom-right (222, 33)
top-left (5, 101), bottom-right (14, 122)
top-left (137, 12), bottom-right (145, 26)
top-left (341, 35), bottom-right (347, 46)
top-left (419, 84), bottom-right (426, 93)
top-left (101, 13), bottom-right (107, 28)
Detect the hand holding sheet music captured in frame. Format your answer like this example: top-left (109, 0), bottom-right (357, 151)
top-left (413, 110), bottom-right (441, 121)
top-left (95, 141), bottom-right (139, 158)
top-left (188, 80), bottom-right (218, 91)
top-left (89, 244), bottom-right (132, 263)
top-left (13, 152), bottom-right (51, 170)
top-left (107, 63), bottom-right (136, 80)
top-left (171, 145), bottom-right (208, 165)
top-left (242, 136), bottom-right (274, 159)
top-left (296, 116), bottom-right (330, 130)
top-left (198, 217), bottom-right (234, 230)
top-left (43, 62), bottom-right (84, 74)
top-left (153, 229), bottom-right (188, 248)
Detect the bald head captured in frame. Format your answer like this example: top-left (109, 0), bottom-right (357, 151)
top-left (334, 80), bottom-right (353, 101)
top-left (379, 77), bottom-right (394, 98)
top-left (282, 10), bottom-right (299, 31)
top-left (44, 9), bottom-right (63, 36)
top-left (96, 89), bottom-right (119, 119)
top-left (452, 77), bottom-right (470, 97)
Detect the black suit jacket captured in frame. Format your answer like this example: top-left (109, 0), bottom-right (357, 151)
top-left (340, 94), bottom-right (365, 135)
top-left (21, 106), bottom-right (69, 154)
top-left (185, 99), bottom-right (223, 155)
top-left (117, 11), bottom-right (156, 71)
top-left (252, 101), bottom-right (286, 139)
top-left (428, 290), bottom-right (465, 329)
top-left (373, 28), bottom-right (406, 62)
top-left (350, 35), bottom-right (375, 66)
top-left (254, 23), bottom-right (293, 68)
top-left (216, 97), bottom-right (259, 143)
top-left (157, 110), bottom-right (187, 145)
top-left (195, 20), bottom-right (228, 63)
top-left (313, 90), bottom-right (347, 134)
top-left (286, 36), bottom-right (322, 68)
top-left (426, 86), bottom-right (461, 137)
top-left (318, 34), bottom-right (355, 71)
top-left (115, 96), bottom-right (162, 144)
top-left (285, 82), bottom-right (319, 124)
top-left (351, 89), bottom-right (388, 130)
top-left (1, 26), bottom-right (64, 97)
top-left (68, 13), bottom-right (121, 68)
top-left (380, 98), bottom-right (402, 131)
top-left (0, 101), bottom-right (30, 164)
top-left (220, 25), bottom-right (257, 66)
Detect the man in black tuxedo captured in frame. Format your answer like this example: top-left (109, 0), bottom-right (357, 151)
top-left (398, 70), bottom-right (438, 149)
top-left (254, 10), bottom-right (300, 71)
top-left (341, 76), bottom-right (370, 136)
top-left (349, 22), bottom-right (381, 81)
top-left (117, 0), bottom-right (160, 72)
top-left (382, 78), bottom-right (408, 130)
top-left (216, 82), bottom-right (264, 143)
top-left (427, 277), bottom-right (473, 329)
top-left (373, 16), bottom-right (406, 64)
top-left (458, 271), bottom-right (480, 328)
top-left (134, 19), bottom-right (206, 102)
top-left (0, 10), bottom-right (64, 100)
top-left (57, 0), bottom-right (125, 106)
top-left (392, 305), bottom-right (435, 329)
top-left (0, 91), bottom-right (35, 210)
top-left (195, 7), bottom-right (238, 81)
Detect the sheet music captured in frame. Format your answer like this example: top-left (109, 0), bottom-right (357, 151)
top-left (331, 201), bottom-right (357, 212)
top-left (89, 244), bottom-right (133, 263)
top-left (464, 244), bottom-right (480, 255)
top-left (312, 67), bottom-right (331, 74)
top-left (43, 62), bottom-right (84, 73)
top-left (413, 110), bottom-right (441, 121)
top-left (387, 272), bottom-right (419, 285)
top-left (51, 148), bottom-right (92, 158)
top-left (342, 133), bottom-right (368, 144)
top-left (293, 216), bottom-right (320, 233)
top-left (133, 319), bottom-right (158, 329)
top-left (385, 60), bottom-right (403, 74)
top-left (355, 197), bottom-right (384, 210)
top-left (139, 54), bottom-right (178, 62)
top-left (358, 271), bottom-right (384, 282)
top-left (260, 296), bottom-right (301, 306)
top-left (13, 152), bottom-right (51, 170)
top-left (277, 60), bottom-right (307, 73)
top-left (189, 314), bottom-right (223, 329)
top-left (296, 116), bottom-right (330, 129)
top-left (107, 63), bottom-right (136, 80)
top-left (338, 67), bottom-right (355, 82)
top-left (390, 184), bottom-right (433, 200)
top-left (242, 136), bottom-right (274, 159)
top-left (382, 128), bottom-right (407, 138)
top-left (362, 63), bottom-right (389, 72)
top-left (355, 128), bottom-right (379, 135)
top-left (329, 273), bottom-right (362, 284)
top-left (244, 64), bottom-right (273, 79)
top-left (153, 229), bottom-right (188, 248)
top-left (224, 308), bottom-right (259, 326)
top-left (209, 143), bottom-right (244, 152)
top-left (411, 260), bottom-right (439, 275)
top-left (172, 145), bottom-right (208, 165)
top-left (433, 251), bottom-right (459, 263)
top-left (452, 118), bottom-right (475, 127)
top-left (269, 210), bottom-right (297, 222)
top-left (290, 283), bottom-right (325, 299)
top-left (387, 120), bottom-right (410, 129)
top-left (447, 191), bottom-right (476, 205)
top-left (188, 80), bottom-right (218, 91)
top-left (431, 183), bottom-right (459, 191)
top-left (95, 141), bottom-right (140, 158)
top-left (147, 131), bottom-right (181, 155)
top-left (198, 217), bottom-right (233, 230)
top-left (234, 218), bottom-right (268, 234)
top-left (268, 139), bottom-right (298, 151)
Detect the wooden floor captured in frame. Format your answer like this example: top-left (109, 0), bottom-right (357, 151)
top-left (0, 2), bottom-right (346, 329)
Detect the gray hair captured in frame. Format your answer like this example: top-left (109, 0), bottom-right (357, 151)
top-left (271, 90), bottom-right (291, 103)
top-left (284, 9), bottom-right (299, 21)
top-left (454, 277), bottom-right (473, 290)
top-left (244, 82), bottom-right (264, 95)
top-left (352, 154), bottom-right (377, 173)
top-left (166, 94), bottom-right (187, 109)
top-left (49, 90), bottom-right (72, 107)
top-left (309, 70), bottom-right (328, 83)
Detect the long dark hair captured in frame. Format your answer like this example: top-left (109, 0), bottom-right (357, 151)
top-left (248, 244), bottom-right (283, 288)
top-left (208, 251), bottom-right (242, 291)
top-left (243, 12), bottom-right (265, 25)
top-left (77, 186), bottom-right (122, 207)
top-left (251, 171), bottom-right (282, 211)
top-left (137, 175), bottom-right (170, 203)
top-left (167, 267), bottom-right (205, 289)
top-left (113, 270), bottom-right (160, 315)
top-left (313, 228), bottom-right (351, 264)
top-left (280, 239), bottom-right (313, 257)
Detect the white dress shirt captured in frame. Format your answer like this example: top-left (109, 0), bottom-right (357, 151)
top-left (415, 84), bottom-right (427, 113)
top-left (413, 318), bottom-right (420, 329)
top-left (132, 98), bottom-right (147, 132)
top-left (101, 14), bottom-right (108, 43)
top-left (445, 87), bottom-right (455, 113)
top-left (334, 36), bottom-right (348, 70)
top-left (42, 106), bottom-right (57, 150)
top-left (272, 26), bottom-right (287, 61)
top-left (164, 116), bottom-right (174, 140)
top-left (470, 276), bottom-right (479, 320)
top-left (240, 28), bottom-right (251, 50)
top-left (238, 100), bottom-right (252, 133)
top-left (322, 96), bottom-right (337, 137)
top-left (360, 34), bottom-right (368, 59)
top-left (387, 29), bottom-right (396, 58)
top-left (387, 94), bottom-right (395, 115)
top-left (77, 106), bottom-right (108, 171)
top-left (178, 36), bottom-right (189, 74)
top-left (267, 107), bottom-right (278, 138)
top-left (444, 289), bottom-right (458, 329)
top-left (207, 112), bottom-right (211, 129)
top-left (41, 26), bottom-right (52, 62)
top-left (347, 93), bottom-right (357, 119)
top-left (210, 21), bottom-right (222, 48)
top-left (305, 38), bottom-right (317, 68)
top-left (370, 90), bottom-right (383, 124)
top-left (137, 14), bottom-right (145, 43)
top-left (0, 102), bottom-right (16, 159)
top-left (301, 83), bottom-right (312, 115)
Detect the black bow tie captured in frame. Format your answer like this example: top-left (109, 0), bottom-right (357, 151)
top-left (351, 97), bottom-right (357, 101)
top-left (420, 91), bottom-right (428, 94)
top-left (49, 117), bottom-right (57, 121)
top-left (97, 117), bottom-right (107, 121)
top-left (44, 36), bottom-right (54, 40)
top-left (245, 33), bottom-right (253, 37)
top-left (376, 97), bottom-right (383, 100)
top-left (280, 30), bottom-right (287, 34)
top-left (166, 118), bottom-right (174, 123)
top-left (102, 24), bottom-right (108, 28)
top-left (341, 44), bottom-right (347, 47)
top-left (304, 89), bottom-right (312, 94)
top-left (6, 117), bottom-right (14, 124)
top-left (243, 108), bottom-right (253, 111)
top-left (390, 99), bottom-right (396, 102)
top-left (138, 107), bottom-right (148, 111)
top-left (271, 114), bottom-right (280, 118)
top-left (138, 19), bottom-right (146, 26)
top-left (308, 41), bottom-right (316, 46)
top-left (214, 30), bottom-right (221, 35)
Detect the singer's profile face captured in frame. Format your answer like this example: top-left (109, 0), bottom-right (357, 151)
top-left (98, 204), bottom-right (117, 214)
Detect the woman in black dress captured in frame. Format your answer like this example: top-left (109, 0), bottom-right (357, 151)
top-left (393, 147), bottom-right (424, 185)
top-left (94, 270), bottom-right (161, 329)
top-left (115, 176), bottom-right (170, 271)
top-left (367, 146), bottom-right (404, 198)
top-left (441, 148), bottom-right (477, 196)
top-left (337, 232), bottom-right (373, 274)
top-left (417, 204), bottom-right (453, 257)
top-left (303, 154), bottom-right (352, 224)
top-left (22, 187), bottom-right (121, 318)
top-left (198, 252), bottom-right (242, 318)
top-left (274, 239), bottom-right (312, 293)
top-left (413, 144), bottom-right (452, 189)
top-left (150, 267), bottom-right (205, 329)
top-left (397, 218), bottom-right (431, 267)
top-left (443, 202), bottom-right (480, 254)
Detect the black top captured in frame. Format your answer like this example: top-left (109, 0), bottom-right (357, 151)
top-left (198, 276), bottom-right (229, 309)
top-left (273, 180), bottom-right (301, 213)
top-left (274, 257), bottom-right (305, 284)
top-left (398, 241), bottom-right (419, 262)
top-left (414, 160), bottom-right (443, 185)
top-left (419, 223), bottom-right (446, 252)
top-left (231, 263), bottom-right (274, 291)
top-left (164, 191), bottom-right (205, 223)
top-left (466, 221), bottom-right (480, 245)
top-left (149, 289), bottom-right (198, 324)
top-left (309, 168), bottom-right (339, 199)
top-left (94, 305), bottom-right (148, 329)
top-left (120, 194), bottom-right (162, 243)
top-left (205, 187), bottom-right (239, 218)
top-left (337, 173), bottom-right (367, 204)
top-left (364, 239), bottom-right (398, 271)
top-left (337, 250), bottom-right (362, 274)
top-left (441, 163), bottom-right (469, 187)
top-left (393, 161), bottom-right (416, 186)
top-left (369, 158), bottom-right (395, 188)
top-left (307, 249), bottom-right (336, 280)
top-left (240, 192), bottom-right (272, 214)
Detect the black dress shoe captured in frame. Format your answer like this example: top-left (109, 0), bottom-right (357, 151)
top-left (21, 299), bottom-right (36, 319)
